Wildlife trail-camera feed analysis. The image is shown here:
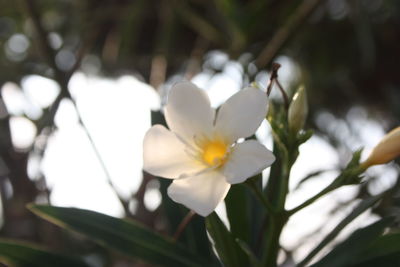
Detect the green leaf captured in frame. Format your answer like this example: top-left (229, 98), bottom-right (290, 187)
top-left (299, 193), bottom-right (384, 266)
top-left (29, 204), bottom-right (207, 267)
top-left (350, 233), bottom-right (400, 266)
top-left (310, 217), bottom-right (394, 267)
top-left (236, 239), bottom-right (261, 267)
top-left (0, 239), bottom-right (90, 267)
top-left (297, 129), bottom-right (313, 145)
top-left (351, 252), bottom-right (400, 267)
top-left (225, 184), bottom-right (250, 243)
top-left (247, 174), bottom-right (267, 251)
top-left (206, 212), bottom-right (249, 267)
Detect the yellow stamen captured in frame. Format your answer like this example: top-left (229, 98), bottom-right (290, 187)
top-left (202, 140), bottom-right (228, 166)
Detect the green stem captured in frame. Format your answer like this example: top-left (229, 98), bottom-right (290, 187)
top-left (262, 158), bottom-right (292, 267)
top-left (288, 178), bottom-right (341, 215)
top-left (262, 215), bottom-right (287, 267)
top-left (261, 103), bottom-right (304, 266)
top-left (289, 157), bottom-right (366, 215)
top-left (276, 160), bottom-right (290, 210)
top-left (246, 179), bottom-right (276, 214)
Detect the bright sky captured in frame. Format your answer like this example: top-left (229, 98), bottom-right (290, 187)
top-left (1, 54), bottom-right (396, 263)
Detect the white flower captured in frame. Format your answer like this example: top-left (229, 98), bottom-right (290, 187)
top-left (143, 82), bottom-right (275, 216)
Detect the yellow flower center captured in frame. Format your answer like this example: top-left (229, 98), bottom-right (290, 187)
top-left (202, 140), bottom-right (228, 166)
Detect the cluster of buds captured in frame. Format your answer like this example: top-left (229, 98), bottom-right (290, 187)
top-left (285, 83), bottom-right (400, 170)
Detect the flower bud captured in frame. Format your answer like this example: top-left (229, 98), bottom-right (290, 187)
top-left (288, 86), bottom-right (308, 134)
top-left (362, 127), bottom-right (400, 168)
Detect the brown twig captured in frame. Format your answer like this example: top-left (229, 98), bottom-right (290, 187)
top-left (266, 62), bottom-right (281, 96)
top-left (266, 63), bottom-right (289, 109)
top-left (275, 79), bottom-right (289, 110)
top-left (173, 210), bottom-right (196, 241)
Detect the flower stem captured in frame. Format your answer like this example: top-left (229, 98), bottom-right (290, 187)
top-left (262, 165), bottom-right (290, 267)
top-left (288, 178), bottom-right (341, 215)
top-left (261, 142), bottom-right (294, 267)
top-left (246, 179), bottom-right (276, 214)
top-left (262, 214), bottom-right (287, 267)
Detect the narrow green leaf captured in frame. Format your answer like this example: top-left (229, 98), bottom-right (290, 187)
top-left (206, 212), bottom-right (249, 267)
top-left (299, 193), bottom-right (384, 266)
top-left (225, 184), bottom-right (250, 243)
top-left (236, 239), bottom-right (261, 267)
top-left (0, 239), bottom-right (90, 267)
top-left (294, 169), bottom-right (328, 190)
top-left (350, 233), bottom-right (400, 266)
top-left (247, 174), bottom-right (267, 251)
top-left (29, 204), bottom-right (206, 267)
top-left (351, 252), bottom-right (400, 267)
top-left (310, 217), bottom-right (394, 267)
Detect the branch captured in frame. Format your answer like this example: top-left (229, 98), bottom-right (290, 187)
top-left (19, 0), bottom-right (130, 215)
top-left (73, 104), bottom-right (130, 214)
top-left (184, 37), bottom-right (209, 80)
top-left (255, 0), bottom-right (324, 68)
top-left (20, 0), bottom-right (69, 88)
top-left (288, 178), bottom-right (341, 215)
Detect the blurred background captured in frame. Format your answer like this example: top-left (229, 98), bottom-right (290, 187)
top-left (1, 0), bottom-right (400, 266)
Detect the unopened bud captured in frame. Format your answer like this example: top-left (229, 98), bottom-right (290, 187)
top-left (361, 127), bottom-right (400, 168)
top-left (288, 86), bottom-right (308, 134)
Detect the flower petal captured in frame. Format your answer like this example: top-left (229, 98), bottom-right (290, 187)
top-left (167, 171), bottom-right (230, 216)
top-left (223, 140), bottom-right (275, 184)
top-left (215, 87), bottom-right (267, 142)
top-left (165, 81), bottom-right (215, 143)
top-left (143, 125), bottom-right (204, 178)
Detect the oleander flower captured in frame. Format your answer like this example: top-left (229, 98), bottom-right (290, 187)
top-left (361, 126), bottom-right (400, 168)
top-left (143, 82), bottom-right (275, 216)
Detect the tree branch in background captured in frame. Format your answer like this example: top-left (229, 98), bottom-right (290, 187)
top-left (173, 0), bottom-right (224, 46)
top-left (73, 105), bottom-right (131, 214)
top-left (19, 0), bottom-right (69, 88)
top-left (185, 37), bottom-right (209, 80)
top-left (19, 0), bottom-right (130, 215)
top-left (255, 0), bottom-right (325, 69)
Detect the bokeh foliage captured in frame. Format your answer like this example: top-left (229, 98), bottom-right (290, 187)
top-left (0, 0), bottom-right (400, 266)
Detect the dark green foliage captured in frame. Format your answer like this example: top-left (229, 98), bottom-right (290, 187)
top-left (29, 205), bottom-right (207, 267)
top-left (311, 217), bottom-right (395, 267)
top-left (206, 212), bottom-right (249, 267)
top-left (0, 239), bottom-right (90, 267)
